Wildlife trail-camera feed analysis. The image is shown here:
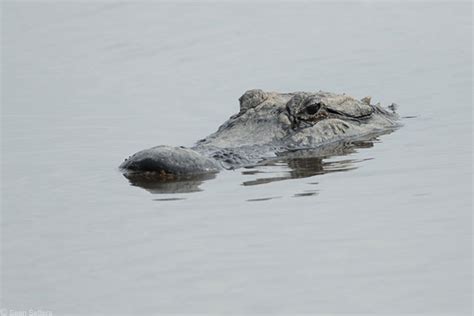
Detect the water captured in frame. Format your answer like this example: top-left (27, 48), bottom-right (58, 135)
top-left (1, 2), bottom-right (472, 314)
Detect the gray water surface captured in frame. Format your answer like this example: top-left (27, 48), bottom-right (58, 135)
top-left (1, 2), bottom-right (472, 315)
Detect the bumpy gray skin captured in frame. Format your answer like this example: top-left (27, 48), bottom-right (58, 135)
top-left (120, 90), bottom-right (399, 176)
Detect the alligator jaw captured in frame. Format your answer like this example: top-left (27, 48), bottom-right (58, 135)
top-left (119, 145), bottom-right (221, 176)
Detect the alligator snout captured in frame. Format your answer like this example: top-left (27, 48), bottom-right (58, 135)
top-left (120, 145), bottom-right (221, 176)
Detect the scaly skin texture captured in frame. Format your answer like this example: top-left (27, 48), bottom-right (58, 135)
top-left (120, 89), bottom-right (399, 175)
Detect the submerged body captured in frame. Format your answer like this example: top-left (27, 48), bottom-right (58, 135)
top-left (120, 90), bottom-right (399, 176)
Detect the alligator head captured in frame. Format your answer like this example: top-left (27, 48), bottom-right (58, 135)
top-left (120, 89), bottom-right (399, 176)
top-left (198, 89), bottom-right (398, 148)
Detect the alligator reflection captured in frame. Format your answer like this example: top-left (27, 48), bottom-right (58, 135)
top-left (123, 172), bottom-right (217, 194)
top-left (123, 138), bottom-right (377, 194)
top-left (242, 140), bottom-right (374, 186)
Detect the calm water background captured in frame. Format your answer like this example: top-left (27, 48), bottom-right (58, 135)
top-left (1, 2), bottom-right (472, 314)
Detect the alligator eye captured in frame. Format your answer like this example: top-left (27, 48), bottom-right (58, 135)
top-left (306, 103), bottom-right (321, 115)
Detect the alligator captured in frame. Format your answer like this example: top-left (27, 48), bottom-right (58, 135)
top-left (120, 89), bottom-right (399, 178)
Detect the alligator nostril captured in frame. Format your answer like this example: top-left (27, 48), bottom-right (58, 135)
top-left (306, 103), bottom-right (321, 115)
